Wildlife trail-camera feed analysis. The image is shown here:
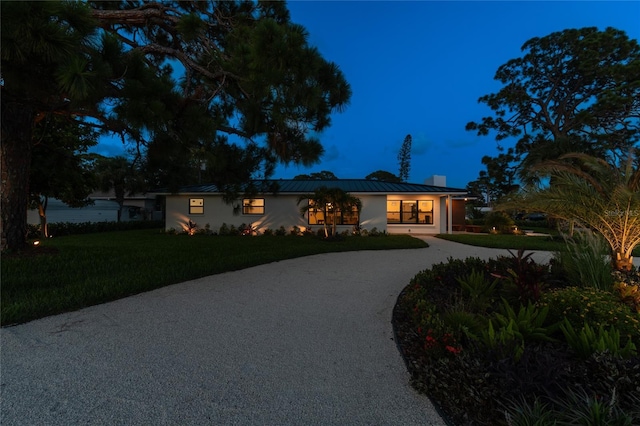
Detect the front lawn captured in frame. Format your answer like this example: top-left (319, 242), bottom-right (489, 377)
top-left (437, 233), bottom-right (640, 257)
top-left (437, 233), bottom-right (565, 251)
top-left (1, 229), bottom-right (426, 325)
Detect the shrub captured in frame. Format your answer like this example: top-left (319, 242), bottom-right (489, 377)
top-left (613, 281), bottom-right (640, 313)
top-left (539, 286), bottom-right (640, 347)
top-left (27, 220), bottom-right (164, 238)
top-left (502, 396), bottom-right (556, 426)
top-left (455, 269), bottom-right (499, 313)
top-left (560, 319), bottom-right (637, 359)
top-left (554, 230), bottom-right (613, 290)
top-left (289, 226), bottom-right (301, 236)
top-left (218, 223), bottom-right (230, 235)
top-left (395, 255), bottom-right (640, 425)
top-left (368, 227), bottom-right (387, 237)
top-left (485, 211), bottom-right (515, 234)
top-left (441, 308), bottom-right (486, 341)
top-left (552, 386), bottom-right (638, 425)
top-left (493, 300), bottom-right (556, 343)
top-left (489, 249), bottom-right (548, 303)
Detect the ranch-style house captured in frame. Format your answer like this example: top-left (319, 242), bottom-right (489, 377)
top-left (161, 176), bottom-right (469, 235)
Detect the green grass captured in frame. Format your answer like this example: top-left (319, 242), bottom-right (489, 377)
top-left (1, 229), bottom-right (427, 325)
top-left (437, 232), bottom-right (640, 256)
top-left (436, 233), bottom-right (567, 251)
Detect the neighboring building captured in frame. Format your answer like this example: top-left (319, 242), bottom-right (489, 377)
top-left (90, 190), bottom-right (163, 221)
top-left (26, 191), bottom-right (162, 225)
top-left (160, 178), bottom-right (469, 235)
top-left (27, 199), bottom-right (121, 225)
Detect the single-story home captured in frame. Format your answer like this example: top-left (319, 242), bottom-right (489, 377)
top-left (27, 191), bottom-right (162, 225)
top-left (160, 176), bottom-right (470, 235)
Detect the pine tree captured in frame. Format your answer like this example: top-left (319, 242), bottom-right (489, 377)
top-left (1, 1), bottom-right (351, 250)
top-left (398, 134), bottom-right (412, 182)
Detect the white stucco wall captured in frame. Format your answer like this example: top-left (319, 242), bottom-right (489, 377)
top-left (166, 193), bottom-right (388, 234)
top-left (166, 193), bottom-right (448, 235)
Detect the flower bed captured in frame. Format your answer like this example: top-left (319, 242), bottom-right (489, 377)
top-left (392, 252), bottom-right (640, 425)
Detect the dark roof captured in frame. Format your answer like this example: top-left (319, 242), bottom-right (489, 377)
top-left (162, 179), bottom-right (469, 195)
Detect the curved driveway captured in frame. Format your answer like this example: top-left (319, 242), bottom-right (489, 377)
top-left (1, 237), bottom-right (553, 425)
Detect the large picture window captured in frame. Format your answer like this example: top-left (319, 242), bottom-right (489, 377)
top-left (307, 201), bottom-right (358, 225)
top-left (243, 198), bottom-right (265, 215)
top-left (387, 200), bottom-right (433, 224)
top-left (189, 198), bottom-right (204, 214)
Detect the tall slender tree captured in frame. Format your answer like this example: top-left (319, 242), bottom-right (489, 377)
top-left (398, 134), bottom-right (412, 182)
top-left (1, 1), bottom-right (351, 250)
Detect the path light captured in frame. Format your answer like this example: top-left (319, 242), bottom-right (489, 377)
top-left (33, 240), bottom-right (40, 246)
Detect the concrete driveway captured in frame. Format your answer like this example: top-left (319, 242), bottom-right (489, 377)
top-left (1, 237), bottom-right (554, 425)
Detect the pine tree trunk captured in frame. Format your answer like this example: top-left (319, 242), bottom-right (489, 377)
top-left (37, 197), bottom-right (49, 238)
top-left (1, 99), bottom-right (34, 251)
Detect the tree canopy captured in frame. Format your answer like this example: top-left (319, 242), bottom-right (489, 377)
top-left (1, 1), bottom-right (351, 250)
top-left (466, 148), bottom-right (519, 206)
top-left (466, 27), bottom-right (640, 181)
top-left (293, 171), bottom-right (338, 180)
top-left (365, 170), bottom-right (401, 182)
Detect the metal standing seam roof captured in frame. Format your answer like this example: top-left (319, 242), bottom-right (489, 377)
top-left (162, 179), bottom-right (469, 195)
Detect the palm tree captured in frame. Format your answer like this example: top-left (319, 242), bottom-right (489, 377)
top-left (297, 186), bottom-right (361, 238)
top-left (327, 187), bottom-right (362, 236)
top-left (499, 150), bottom-right (640, 271)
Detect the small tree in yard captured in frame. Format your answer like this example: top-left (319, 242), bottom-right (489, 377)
top-left (298, 186), bottom-right (361, 238)
top-left (30, 116), bottom-right (99, 238)
top-left (498, 151), bottom-right (640, 271)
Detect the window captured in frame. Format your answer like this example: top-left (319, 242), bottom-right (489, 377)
top-left (243, 198), bottom-right (265, 215)
top-left (387, 200), bottom-right (433, 224)
top-left (189, 198), bottom-right (204, 214)
top-left (307, 200), bottom-right (325, 225)
top-left (387, 201), bottom-right (401, 223)
top-left (307, 201), bottom-right (359, 225)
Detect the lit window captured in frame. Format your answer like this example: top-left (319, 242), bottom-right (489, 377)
top-left (189, 198), bottom-right (204, 214)
top-left (387, 200), bottom-right (401, 223)
top-left (243, 198), bottom-right (265, 215)
top-left (387, 200), bottom-right (433, 224)
top-left (307, 200), bottom-right (358, 225)
top-left (419, 200), bottom-right (434, 224)
top-left (307, 200), bottom-right (325, 225)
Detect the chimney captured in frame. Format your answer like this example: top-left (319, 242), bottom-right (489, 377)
top-left (425, 175), bottom-right (446, 187)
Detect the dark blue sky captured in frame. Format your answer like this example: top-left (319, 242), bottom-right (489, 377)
top-left (277, 0), bottom-right (640, 187)
top-left (96, 1), bottom-right (640, 189)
